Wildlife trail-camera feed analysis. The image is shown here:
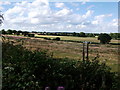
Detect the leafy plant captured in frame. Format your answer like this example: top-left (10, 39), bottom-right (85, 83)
top-left (2, 41), bottom-right (120, 90)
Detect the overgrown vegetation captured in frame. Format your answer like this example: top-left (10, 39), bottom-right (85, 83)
top-left (2, 41), bottom-right (120, 90)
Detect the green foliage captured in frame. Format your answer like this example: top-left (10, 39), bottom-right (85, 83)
top-left (53, 37), bottom-right (61, 41)
top-left (22, 31), bottom-right (29, 36)
top-left (98, 33), bottom-right (112, 44)
top-left (44, 37), bottom-right (51, 40)
top-left (1, 29), bottom-right (120, 40)
top-left (2, 42), bottom-right (119, 90)
top-left (6, 29), bottom-right (13, 34)
top-left (87, 33), bottom-right (95, 37)
top-left (110, 33), bottom-right (120, 40)
top-left (27, 34), bottom-right (35, 37)
top-left (1, 29), bottom-right (6, 34)
top-left (12, 30), bottom-right (17, 34)
top-left (79, 32), bottom-right (86, 37)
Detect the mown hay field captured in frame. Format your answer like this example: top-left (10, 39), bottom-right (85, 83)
top-left (35, 34), bottom-right (119, 44)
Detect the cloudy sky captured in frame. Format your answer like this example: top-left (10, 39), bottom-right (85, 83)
top-left (0, 0), bottom-right (118, 33)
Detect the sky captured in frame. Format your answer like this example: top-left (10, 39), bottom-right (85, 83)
top-left (0, 0), bottom-right (118, 33)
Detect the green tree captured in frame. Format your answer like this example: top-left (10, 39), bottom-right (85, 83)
top-left (7, 29), bottom-right (13, 34)
top-left (12, 30), bottom-right (17, 34)
top-left (22, 31), bottom-right (29, 36)
top-left (98, 33), bottom-right (112, 44)
top-left (87, 33), bottom-right (95, 37)
top-left (79, 32), bottom-right (86, 37)
top-left (1, 29), bottom-right (6, 34)
top-left (110, 33), bottom-right (120, 40)
top-left (73, 32), bottom-right (76, 36)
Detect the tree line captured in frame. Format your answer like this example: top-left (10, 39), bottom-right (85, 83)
top-left (1, 29), bottom-right (120, 40)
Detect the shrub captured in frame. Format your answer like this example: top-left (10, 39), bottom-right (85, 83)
top-left (98, 33), bottom-right (112, 44)
top-left (44, 37), bottom-right (51, 40)
top-left (2, 42), bottom-right (119, 90)
top-left (28, 34), bottom-right (35, 37)
top-left (53, 37), bottom-right (61, 41)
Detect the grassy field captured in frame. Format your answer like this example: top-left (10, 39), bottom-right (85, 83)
top-left (35, 34), bottom-right (119, 44)
top-left (2, 35), bottom-right (119, 72)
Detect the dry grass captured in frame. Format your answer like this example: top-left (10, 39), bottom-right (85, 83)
top-left (4, 36), bottom-right (119, 72)
top-left (35, 34), bottom-right (119, 44)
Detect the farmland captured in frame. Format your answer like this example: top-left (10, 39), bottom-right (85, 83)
top-left (4, 35), bottom-right (119, 72)
top-left (35, 34), bottom-right (119, 44)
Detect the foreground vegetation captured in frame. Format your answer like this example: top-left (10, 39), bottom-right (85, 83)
top-left (2, 40), bottom-right (120, 90)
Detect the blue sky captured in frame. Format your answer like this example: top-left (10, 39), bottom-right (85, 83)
top-left (0, 0), bottom-right (118, 33)
top-left (0, 0), bottom-right (119, 2)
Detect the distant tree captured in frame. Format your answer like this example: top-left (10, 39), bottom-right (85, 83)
top-left (12, 30), bottom-right (17, 34)
top-left (53, 37), bottom-right (61, 41)
top-left (7, 29), bottom-right (13, 34)
top-left (73, 32), bottom-right (76, 36)
top-left (98, 33), bottom-right (112, 44)
top-left (28, 34), bottom-right (35, 37)
top-left (87, 33), bottom-right (95, 37)
top-left (79, 32), bottom-right (86, 37)
top-left (22, 31), bottom-right (29, 36)
top-left (16, 30), bottom-right (23, 35)
top-left (1, 29), bottom-right (6, 34)
top-left (32, 31), bottom-right (37, 33)
top-left (110, 33), bottom-right (120, 40)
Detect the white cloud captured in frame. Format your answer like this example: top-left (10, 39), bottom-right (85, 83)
top-left (70, 3), bottom-right (80, 7)
top-left (0, 0), bottom-right (117, 33)
top-left (87, 5), bottom-right (95, 10)
top-left (55, 3), bottom-right (65, 8)
top-left (0, 1), bottom-right (11, 11)
top-left (82, 10), bottom-right (94, 19)
top-left (92, 14), bottom-right (112, 25)
top-left (30, 18), bottom-right (39, 24)
top-left (0, 1), bottom-right (11, 5)
top-left (31, 0), bottom-right (49, 6)
top-left (76, 24), bottom-right (86, 28)
top-left (90, 14), bottom-right (118, 33)
top-left (81, 0), bottom-right (90, 5)
top-left (110, 19), bottom-right (118, 27)
top-left (55, 8), bottom-right (72, 16)
top-left (0, 6), bottom-right (4, 10)
top-left (76, 8), bottom-right (80, 11)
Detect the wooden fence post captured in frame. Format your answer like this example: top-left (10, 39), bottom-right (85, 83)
top-left (86, 42), bottom-right (89, 61)
top-left (83, 42), bottom-right (85, 61)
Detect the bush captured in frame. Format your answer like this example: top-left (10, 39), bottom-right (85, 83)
top-left (98, 33), bottom-right (112, 44)
top-left (2, 42), bottom-right (119, 90)
top-left (44, 37), bottom-right (51, 40)
top-left (53, 37), bottom-right (61, 41)
top-left (28, 34), bottom-right (35, 37)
